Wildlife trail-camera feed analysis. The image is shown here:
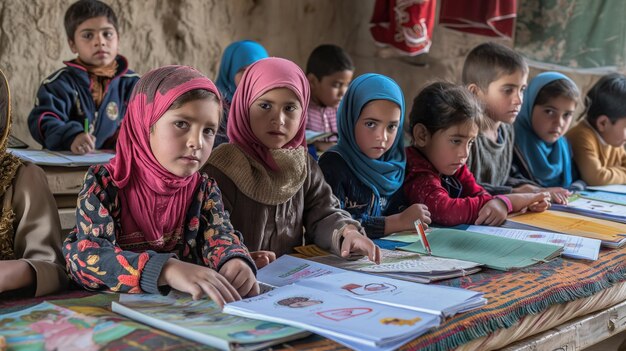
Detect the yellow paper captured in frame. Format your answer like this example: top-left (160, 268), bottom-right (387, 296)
top-left (509, 210), bottom-right (626, 242)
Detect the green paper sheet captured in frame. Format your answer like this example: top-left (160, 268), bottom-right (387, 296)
top-left (399, 228), bottom-right (562, 271)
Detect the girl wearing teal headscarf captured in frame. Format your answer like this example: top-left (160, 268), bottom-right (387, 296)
top-left (319, 73), bottom-right (431, 238)
top-left (214, 40), bottom-right (269, 146)
top-left (512, 72), bottom-right (584, 204)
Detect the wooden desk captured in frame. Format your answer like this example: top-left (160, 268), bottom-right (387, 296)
top-left (41, 165), bottom-right (88, 231)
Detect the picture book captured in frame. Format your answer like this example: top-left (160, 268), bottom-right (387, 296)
top-left (551, 194), bottom-right (626, 224)
top-left (111, 291), bottom-right (309, 351)
top-left (399, 228), bottom-right (563, 270)
top-left (508, 210), bottom-right (626, 248)
top-left (579, 190), bottom-right (626, 206)
top-left (247, 255), bottom-right (486, 349)
top-left (466, 225), bottom-right (601, 260)
top-left (257, 255), bottom-right (485, 318)
top-left (306, 248), bottom-right (482, 283)
top-left (8, 148), bottom-right (114, 167)
top-left (0, 301), bottom-right (137, 351)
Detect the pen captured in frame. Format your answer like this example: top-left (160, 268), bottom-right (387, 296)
top-left (414, 219), bottom-right (431, 255)
top-left (84, 118), bottom-right (89, 134)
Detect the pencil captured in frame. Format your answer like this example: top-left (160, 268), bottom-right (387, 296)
top-left (414, 219), bottom-right (432, 255)
top-left (84, 118), bottom-right (89, 134)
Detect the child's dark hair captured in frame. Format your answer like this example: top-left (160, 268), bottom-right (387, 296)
top-left (64, 0), bottom-right (118, 41)
top-left (169, 89), bottom-right (220, 111)
top-left (585, 73), bottom-right (626, 125)
top-left (534, 79), bottom-right (580, 107)
top-left (409, 81), bottom-right (483, 136)
top-left (462, 42), bottom-right (528, 90)
top-left (306, 44), bottom-right (355, 80)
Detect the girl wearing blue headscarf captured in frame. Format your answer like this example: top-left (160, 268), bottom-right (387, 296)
top-left (319, 74), bottom-right (431, 238)
top-left (512, 72), bottom-right (585, 204)
top-left (214, 40), bottom-right (269, 146)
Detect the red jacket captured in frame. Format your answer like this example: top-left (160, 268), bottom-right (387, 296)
top-left (404, 147), bottom-right (493, 226)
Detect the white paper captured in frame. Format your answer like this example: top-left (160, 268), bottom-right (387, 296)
top-left (587, 184), bottom-right (626, 195)
top-left (466, 225), bottom-right (600, 260)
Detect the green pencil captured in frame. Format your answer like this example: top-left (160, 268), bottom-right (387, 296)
top-left (84, 118), bottom-right (89, 134)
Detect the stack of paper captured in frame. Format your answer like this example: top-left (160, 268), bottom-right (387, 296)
top-left (112, 291), bottom-right (309, 351)
top-left (509, 210), bottom-right (626, 248)
top-left (579, 190), bottom-right (626, 206)
top-left (465, 225), bottom-right (601, 260)
top-left (551, 195), bottom-right (626, 224)
top-left (587, 185), bottom-right (626, 194)
top-left (399, 228), bottom-right (563, 270)
top-left (307, 248), bottom-right (482, 283)
top-left (8, 148), bottom-right (114, 167)
top-left (228, 256), bottom-right (486, 350)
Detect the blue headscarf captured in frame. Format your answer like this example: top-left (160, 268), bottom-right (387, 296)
top-left (215, 40), bottom-right (269, 103)
top-left (514, 72), bottom-right (575, 187)
top-left (329, 73), bottom-right (406, 212)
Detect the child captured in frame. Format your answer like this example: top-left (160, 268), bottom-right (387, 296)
top-left (566, 73), bottom-right (626, 185)
top-left (405, 82), bottom-right (550, 227)
top-left (63, 66), bottom-right (258, 306)
top-left (203, 57), bottom-right (380, 264)
top-left (512, 72), bottom-right (584, 204)
top-left (306, 44), bottom-right (355, 152)
top-left (0, 70), bottom-right (67, 297)
top-left (319, 73), bottom-right (430, 238)
top-left (462, 42), bottom-right (535, 195)
top-left (214, 40), bottom-right (269, 146)
top-left (28, 0), bottom-right (139, 154)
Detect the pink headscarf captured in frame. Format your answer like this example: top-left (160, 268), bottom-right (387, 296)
top-left (227, 57), bottom-right (310, 171)
top-left (105, 65), bottom-right (221, 246)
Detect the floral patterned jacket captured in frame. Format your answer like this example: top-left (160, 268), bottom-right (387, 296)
top-left (63, 165), bottom-right (255, 294)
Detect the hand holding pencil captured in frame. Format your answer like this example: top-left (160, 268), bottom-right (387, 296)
top-left (70, 118), bottom-right (97, 154)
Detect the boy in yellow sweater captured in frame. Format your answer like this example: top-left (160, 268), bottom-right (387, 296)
top-left (566, 73), bottom-right (626, 185)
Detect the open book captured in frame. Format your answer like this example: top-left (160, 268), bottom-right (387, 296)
top-left (508, 210), bottom-right (626, 248)
top-left (112, 290), bottom-right (309, 351)
top-left (305, 130), bottom-right (335, 143)
top-left (305, 248), bottom-right (482, 283)
top-left (225, 255), bottom-right (485, 350)
top-left (551, 194), bottom-right (626, 224)
top-left (399, 228), bottom-right (563, 270)
top-left (8, 148), bottom-right (114, 167)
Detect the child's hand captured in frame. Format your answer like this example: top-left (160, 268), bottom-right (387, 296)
top-left (340, 226), bottom-right (381, 264)
top-left (159, 258), bottom-right (240, 308)
top-left (527, 192), bottom-right (551, 212)
top-left (544, 187), bottom-right (571, 205)
top-left (219, 258), bottom-right (260, 298)
top-left (400, 204), bottom-right (431, 229)
top-left (475, 199), bottom-right (508, 226)
top-left (71, 132), bottom-right (96, 154)
top-left (250, 250), bottom-right (276, 269)
top-left (0, 260), bottom-right (35, 294)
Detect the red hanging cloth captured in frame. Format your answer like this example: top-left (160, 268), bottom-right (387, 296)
top-left (439, 0), bottom-right (517, 39)
top-left (370, 0), bottom-right (437, 56)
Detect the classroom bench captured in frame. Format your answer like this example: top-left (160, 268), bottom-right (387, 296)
top-left (40, 165), bottom-right (88, 231)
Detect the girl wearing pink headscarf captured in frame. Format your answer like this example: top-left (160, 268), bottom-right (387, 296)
top-left (204, 58), bottom-right (380, 267)
top-left (64, 66), bottom-right (258, 306)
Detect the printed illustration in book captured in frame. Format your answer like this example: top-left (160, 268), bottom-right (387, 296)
top-left (112, 290), bottom-right (309, 351)
top-left (0, 301), bottom-right (136, 351)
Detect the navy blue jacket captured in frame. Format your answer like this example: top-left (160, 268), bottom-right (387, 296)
top-left (319, 151), bottom-right (406, 238)
top-left (28, 56), bottom-right (139, 150)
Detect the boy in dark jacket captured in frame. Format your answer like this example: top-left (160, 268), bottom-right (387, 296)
top-left (28, 0), bottom-right (139, 154)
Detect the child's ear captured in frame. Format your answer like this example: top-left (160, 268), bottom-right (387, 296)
top-left (307, 73), bottom-right (319, 88)
top-left (68, 39), bottom-right (77, 54)
top-left (467, 83), bottom-right (482, 97)
top-left (412, 123), bottom-right (430, 147)
top-left (595, 115), bottom-right (611, 132)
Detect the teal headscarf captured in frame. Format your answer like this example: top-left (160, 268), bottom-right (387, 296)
top-left (215, 40), bottom-right (269, 103)
top-left (329, 73), bottom-right (406, 209)
top-left (514, 72), bottom-right (574, 187)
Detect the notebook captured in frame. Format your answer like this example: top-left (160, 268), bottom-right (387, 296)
top-left (8, 148), bottom-right (114, 167)
top-left (398, 228), bottom-right (563, 270)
